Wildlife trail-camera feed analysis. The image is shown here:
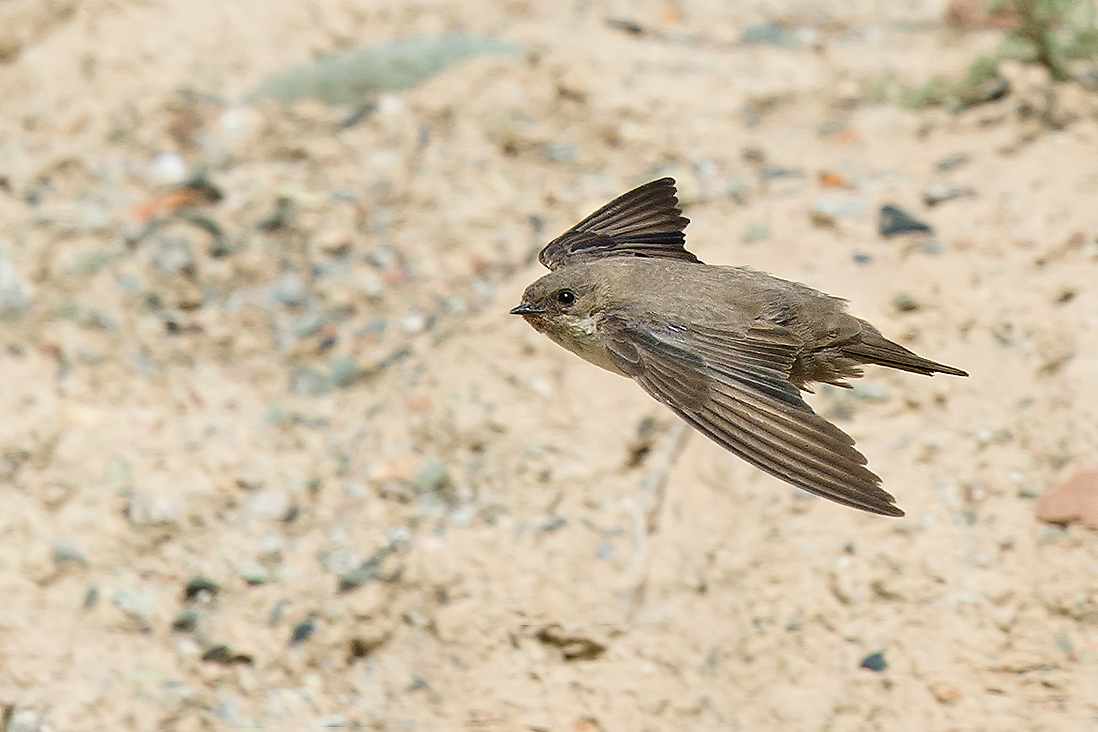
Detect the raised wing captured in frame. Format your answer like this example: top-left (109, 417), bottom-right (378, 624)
top-left (602, 316), bottom-right (903, 517)
top-left (538, 178), bottom-right (699, 270)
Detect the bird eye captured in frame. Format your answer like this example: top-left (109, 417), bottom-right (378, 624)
top-left (556, 289), bottom-right (576, 306)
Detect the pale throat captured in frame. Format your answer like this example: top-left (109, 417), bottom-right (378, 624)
top-left (542, 313), bottom-right (626, 375)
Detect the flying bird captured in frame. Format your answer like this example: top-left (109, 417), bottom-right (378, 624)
top-left (510, 178), bottom-right (967, 516)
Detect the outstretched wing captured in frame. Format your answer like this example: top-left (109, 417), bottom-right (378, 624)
top-left (602, 316), bottom-right (903, 517)
top-left (538, 178), bottom-right (699, 270)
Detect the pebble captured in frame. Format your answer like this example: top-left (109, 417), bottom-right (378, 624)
top-left (184, 576), bottom-right (221, 600)
top-left (0, 252), bottom-right (34, 320)
top-left (126, 492), bottom-right (181, 527)
top-left (338, 556), bottom-right (383, 592)
top-left (52, 542), bottom-right (88, 567)
top-left (1035, 469), bottom-right (1098, 528)
top-left (923, 183), bottom-right (976, 207)
top-left (147, 151), bottom-right (188, 185)
top-left (240, 564), bottom-right (270, 585)
top-left (272, 273), bottom-right (310, 308)
top-left (543, 142), bottom-right (577, 162)
top-left (289, 367), bottom-right (332, 396)
top-left (539, 517), bottom-right (567, 533)
top-left (879, 205), bottom-right (933, 237)
top-left (849, 382), bottom-right (891, 403)
top-left (400, 313), bottom-right (426, 334)
top-left (935, 153), bottom-right (970, 171)
top-left (892, 293), bottom-right (919, 312)
top-left (930, 682), bottom-right (962, 704)
top-left (414, 459), bottom-right (450, 495)
top-left (172, 608), bottom-right (200, 632)
top-left (312, 716), bottom-right (352, 728)
top-left (247, 490), bottom-right (290, 521)
top-left (149, 235), bottom-right (197, 277)
top-left (113, 588), bottom-right (157, 625)
top-left (812, 195), bottom-right (865, 218)
top-left (743, 221), bottom-right (770, 243)
top-left (7, 710), bottom-right (47, 732)
top-left (330, 357), bottom-right (361, 388)
top-left (290, 615), bottom-right (317, 645)
top-left (202, 645), bottom-right (253, 665)
top-left (859, 651), bottom-right (888, 672)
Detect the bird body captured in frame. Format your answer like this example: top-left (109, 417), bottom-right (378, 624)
top-left (512, 178), bottom-right (967, 517)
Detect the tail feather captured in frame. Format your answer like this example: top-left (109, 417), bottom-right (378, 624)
top-left (844, 327), bottom-right (968, 378)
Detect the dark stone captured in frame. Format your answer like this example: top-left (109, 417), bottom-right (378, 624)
top-left (879, 205), bottom-right (932, 237)
top-left (860, 651), bottom-right (887, 672)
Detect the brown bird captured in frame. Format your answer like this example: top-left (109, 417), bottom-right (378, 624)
top-left (510, 178), bottom-right (967, 517)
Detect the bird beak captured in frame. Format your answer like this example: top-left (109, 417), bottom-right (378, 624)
top-left (510, 303), bottom-right (545, 315)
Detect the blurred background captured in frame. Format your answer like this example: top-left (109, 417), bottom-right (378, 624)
top-left (1, 0), bottom-right (1097, 729)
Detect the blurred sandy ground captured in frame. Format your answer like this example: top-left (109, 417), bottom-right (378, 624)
top-left (1, 0), bottom-right (1097, 729)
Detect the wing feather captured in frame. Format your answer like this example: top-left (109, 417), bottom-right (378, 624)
top-left (603, 316), bottom-right (903, 516)
top-left (538, 178), bottom-right (699, 270)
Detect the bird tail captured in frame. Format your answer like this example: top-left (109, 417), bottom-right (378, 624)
top-left (843, 324), bottom-right (968, 377)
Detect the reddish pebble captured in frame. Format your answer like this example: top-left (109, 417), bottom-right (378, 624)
top-left (1036, 469), bottom-right (1098, 528)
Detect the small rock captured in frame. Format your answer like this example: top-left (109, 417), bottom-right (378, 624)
top-left (892, 293), bottom-right (919, 312)
top-left (272, 273), bottom-right (310, 308)
top-left (535, 624), bottom-right (607, 661)
top-left (849, 382), bottom-right (891, 403)
top-left (852, 252), bottom-right (873, 265)
top-left (543, 142), bottom-right (577, 162)
top-left (1036, 469), bottom-right (1098, 527)
top-left (172, 608), bottom-right (200, 632)
top-left (126, 492), bottom-right (181, 527)
top-left (330, 357), bottom-right (362, 388)
top-left (240, 564), bottom-right (269, 585)
top-left (935, 153), bottom-right (970, 172)
top-left (52, 542), bottom-right (88, 567)
top-left (399, 313), bottom-right (426, 334)
top-left (923, 183), bottom-right (976, 207)
top-left (413, 459), bottom-right (450, 495)
top-left (7, 710), bottom-right (46, 732)
top-left (859, 651), bottom-right (887, 672)
top-left (290, 311), bottom-right (326, 338)
top-left (312, 716), bottom-right (352, 728)
top-left (289, 367), bottom-right (332, 396)
top-left (0, 252), bottom-right (34, 321)
top-left (338, 548), bottom-right (393, 593)
top-left (147, 151), bottom-right (188, 184)
top-left (539, 517), bottom-right (567, 533)
top-left (113, 588), bottom-right (157, 625)
top-left (247, 490), bottom-right (289, 521)
top-left (201, 645), bottom-right (253, 665)
top-left (812, 196), bottom-right (865, 219)
top-left (149, 235), bottom-right (197, 277)
top-left (596, 539), bottom-right (615, 560)
top-left (743, 221), bottom-right (770, 243)
top-left (183, 576), bottom-right (221, 601)
top-left (759, 166), bottom-right (805, 181)
top-left (879, 205), bottom-right (932, 237)
top-left (290, 615), bottom-right (317, 645)
top-left (930, 682), bottom-right (962, 704)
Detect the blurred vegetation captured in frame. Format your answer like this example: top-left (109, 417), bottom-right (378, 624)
top-left (869, 0), bottom-right (1098, 111)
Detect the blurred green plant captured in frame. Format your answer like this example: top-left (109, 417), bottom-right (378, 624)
top-left (997, 0), bottom-right (1098, 80)
top-left (867, 0), bottom-right (1098, 111)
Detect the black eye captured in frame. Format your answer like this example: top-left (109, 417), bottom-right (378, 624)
top-left (556, 289), bottom-right (575, 306)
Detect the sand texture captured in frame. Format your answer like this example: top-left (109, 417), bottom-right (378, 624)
top-left (1, 0), bottom-right (1097, 730)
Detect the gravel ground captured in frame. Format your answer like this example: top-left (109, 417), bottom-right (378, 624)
top-left (1, 1), bottom-right (1097, 730)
